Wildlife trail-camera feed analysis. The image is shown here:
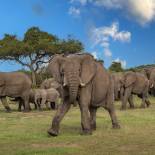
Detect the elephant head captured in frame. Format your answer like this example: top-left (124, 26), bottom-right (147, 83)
top-left (149, 69), bottom-right (155, 88)
top-left (121, 72), bottom-right (136, 88)
top-left (47, 54), bottom-right (96, 103)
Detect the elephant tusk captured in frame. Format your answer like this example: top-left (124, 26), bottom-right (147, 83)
top-left (80, 82), bottom-right (86, 87)
top-left (79, 78), bottom-right (86, 87)
top-left (150, 83), bottom-right (154, 88)
top-left (63, 83), bottom-right (67, 87)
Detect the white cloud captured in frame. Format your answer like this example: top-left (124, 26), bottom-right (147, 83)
top-left (126, 0), bottom-right (155, 25)
top-left (114, 57), bottom-right (127, 68)
top-left (91, 22), bottom-right (131, 47)
top-left (90, 22), bottom-right (131, 58)
top-left (91, 51), bottom-right (98, 59)
top-left (70, 0), bottom-right (155, 25)
top-left (68, 6), bottom-right (81, 17)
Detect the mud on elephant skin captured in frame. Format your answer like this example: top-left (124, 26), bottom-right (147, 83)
top-left (0, 72), bottom-right (32, 112)
top-left (121, 71), bottom-right (151, 110)
top-left (47, 53), bottom-right (120, 136)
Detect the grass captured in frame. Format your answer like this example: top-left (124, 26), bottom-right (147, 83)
top-left (0, 96), bottom-right (155, 155)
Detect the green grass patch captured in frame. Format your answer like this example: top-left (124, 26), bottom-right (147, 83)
top-left (0, 96), bottom-right (155, 155)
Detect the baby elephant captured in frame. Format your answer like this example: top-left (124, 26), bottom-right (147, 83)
top-left (33, 88), bottom-right (60, 110)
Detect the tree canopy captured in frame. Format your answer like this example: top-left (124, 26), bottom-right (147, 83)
top-left (0, 27), bottom-right (84, 85)
top-left (109, 62), bottom-right (124, 72)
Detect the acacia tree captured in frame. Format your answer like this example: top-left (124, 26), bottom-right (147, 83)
top-left (0, 27), bottom-right (84, 85)
top-left (109, 62), bottom-right (124, 72)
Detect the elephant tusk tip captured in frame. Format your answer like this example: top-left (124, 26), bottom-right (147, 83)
top-left (63, 83), bottom-right (67, 87)
top-left (80, 83), bottom-right (86, 87)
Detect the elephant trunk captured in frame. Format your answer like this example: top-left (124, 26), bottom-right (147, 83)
top-left (67, 72), bottom-right (79, 104)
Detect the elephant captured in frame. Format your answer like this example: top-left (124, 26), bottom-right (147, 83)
top-left (111, 72), bottom-right (124, 101)
top-left (47, 53), bottom-right (120, 136)
top-left (40, 78), bottom-right (62, 108)
top-left (40, 78), bottom-right (60, 90)
top-left (139, 68), bottom-right (155, 96)
top-left (31, 88), bottom-right (60, 110)
top-left (121, 71), bottom-right (151, 110)
top-left (0, 72), bottom-right (32, 112)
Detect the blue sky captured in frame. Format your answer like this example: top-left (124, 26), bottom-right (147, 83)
top-left (0, 0), bottom-right (155, 71)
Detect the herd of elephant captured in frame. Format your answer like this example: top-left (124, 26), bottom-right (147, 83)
top-left (0, 74), bottom-right (61, 112)
top-left (0, 53), bottom-right (155, 137)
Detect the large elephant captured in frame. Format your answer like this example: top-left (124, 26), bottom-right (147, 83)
top-left (0, 72), bottom-right (32, 112)
top-left (47, 53), bottom-right (120, 136)
top-left (112, 72), bottom-right (124, 101)
top-left (121, 71), bottom-right (151, 110)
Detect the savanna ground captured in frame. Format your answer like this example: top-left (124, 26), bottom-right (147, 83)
top-left (0, 97), bottom-right (155, 155)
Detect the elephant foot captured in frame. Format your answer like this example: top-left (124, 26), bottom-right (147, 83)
top-left (90, 123), bottom-right (96, 131)
top-left (112, 123), bottom-right (121, 129)
top-left (47, 129), bottom-right (58, 137)
top-left (80, 129), bottom-right (92, 135)
top-left (5, 107), bottom-right (11, 113)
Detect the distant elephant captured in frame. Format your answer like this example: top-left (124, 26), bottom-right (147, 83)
top-left (32, 88), bottom-right (60, 110)
top-left (0, 72), bottom-right (32, 112)
top-left (145, 68), bottom-right (155, 88)
top-left (40, 78), bottom-right (60, 89)
top-left (121, 71), bottom-right (151, 110)
top-left (140, 68), bottom-right (155, 96)
top-left (47, 53), bottom-right (120, 136)
top-left (112, 72), bottom-right (124, 101)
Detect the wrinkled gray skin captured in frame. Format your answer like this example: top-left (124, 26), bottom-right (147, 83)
top-left (47, 54), bottom-right (120, 136)
top-left (0, 72), bottom-right (32, 112)
top-left (112, 72), bottom-right (124, 101)
top-left (121, 71), bottom-right (151, 110)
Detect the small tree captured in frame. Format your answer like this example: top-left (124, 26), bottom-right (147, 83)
top-left (109, 62), bottom-right (124, 72)
top-left (0, 27), bottom-right (84, 85)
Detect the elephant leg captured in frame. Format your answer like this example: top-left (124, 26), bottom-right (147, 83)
top-left (18, 99), bottom-right (23, 112)
top-left (34, 102), bottom-right (38, 110)
top-left (47, 99), bottom-right (71, 136)
top-left (104, 104), bottom-right (120, 129)
top-left (79, 87), bottom-right (92, 135)
top-left (23, 95), bottom-right (31, 112)
top-left (89, 106), bottom-right (97, 131)
top-left (140, 95), bottom-right (146, 108)
top-left (50, 102), bottom-right (56, 110)
top-left (145, 98), bottom-right (151, 107)
top-left (128, 95), bottom-right (134, 109)
top-left (45, 102), bottom-right (50, 110)
top-left (1, 97), bottom-right (11, 112)
top-left (120, 87), bottom-right (124, 101)
top-left (121, 87), bottom-right (132, 110)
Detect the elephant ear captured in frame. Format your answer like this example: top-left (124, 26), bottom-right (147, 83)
top-left (47, 55), bottom-right (64, 84)
top-left (80, 54), bottom-right (97, 85)
top-left (124, 72), bottom-right (136, 87)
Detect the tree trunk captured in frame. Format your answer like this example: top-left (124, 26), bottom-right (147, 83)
top-left (31, 70), bottom-right (37, 86)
